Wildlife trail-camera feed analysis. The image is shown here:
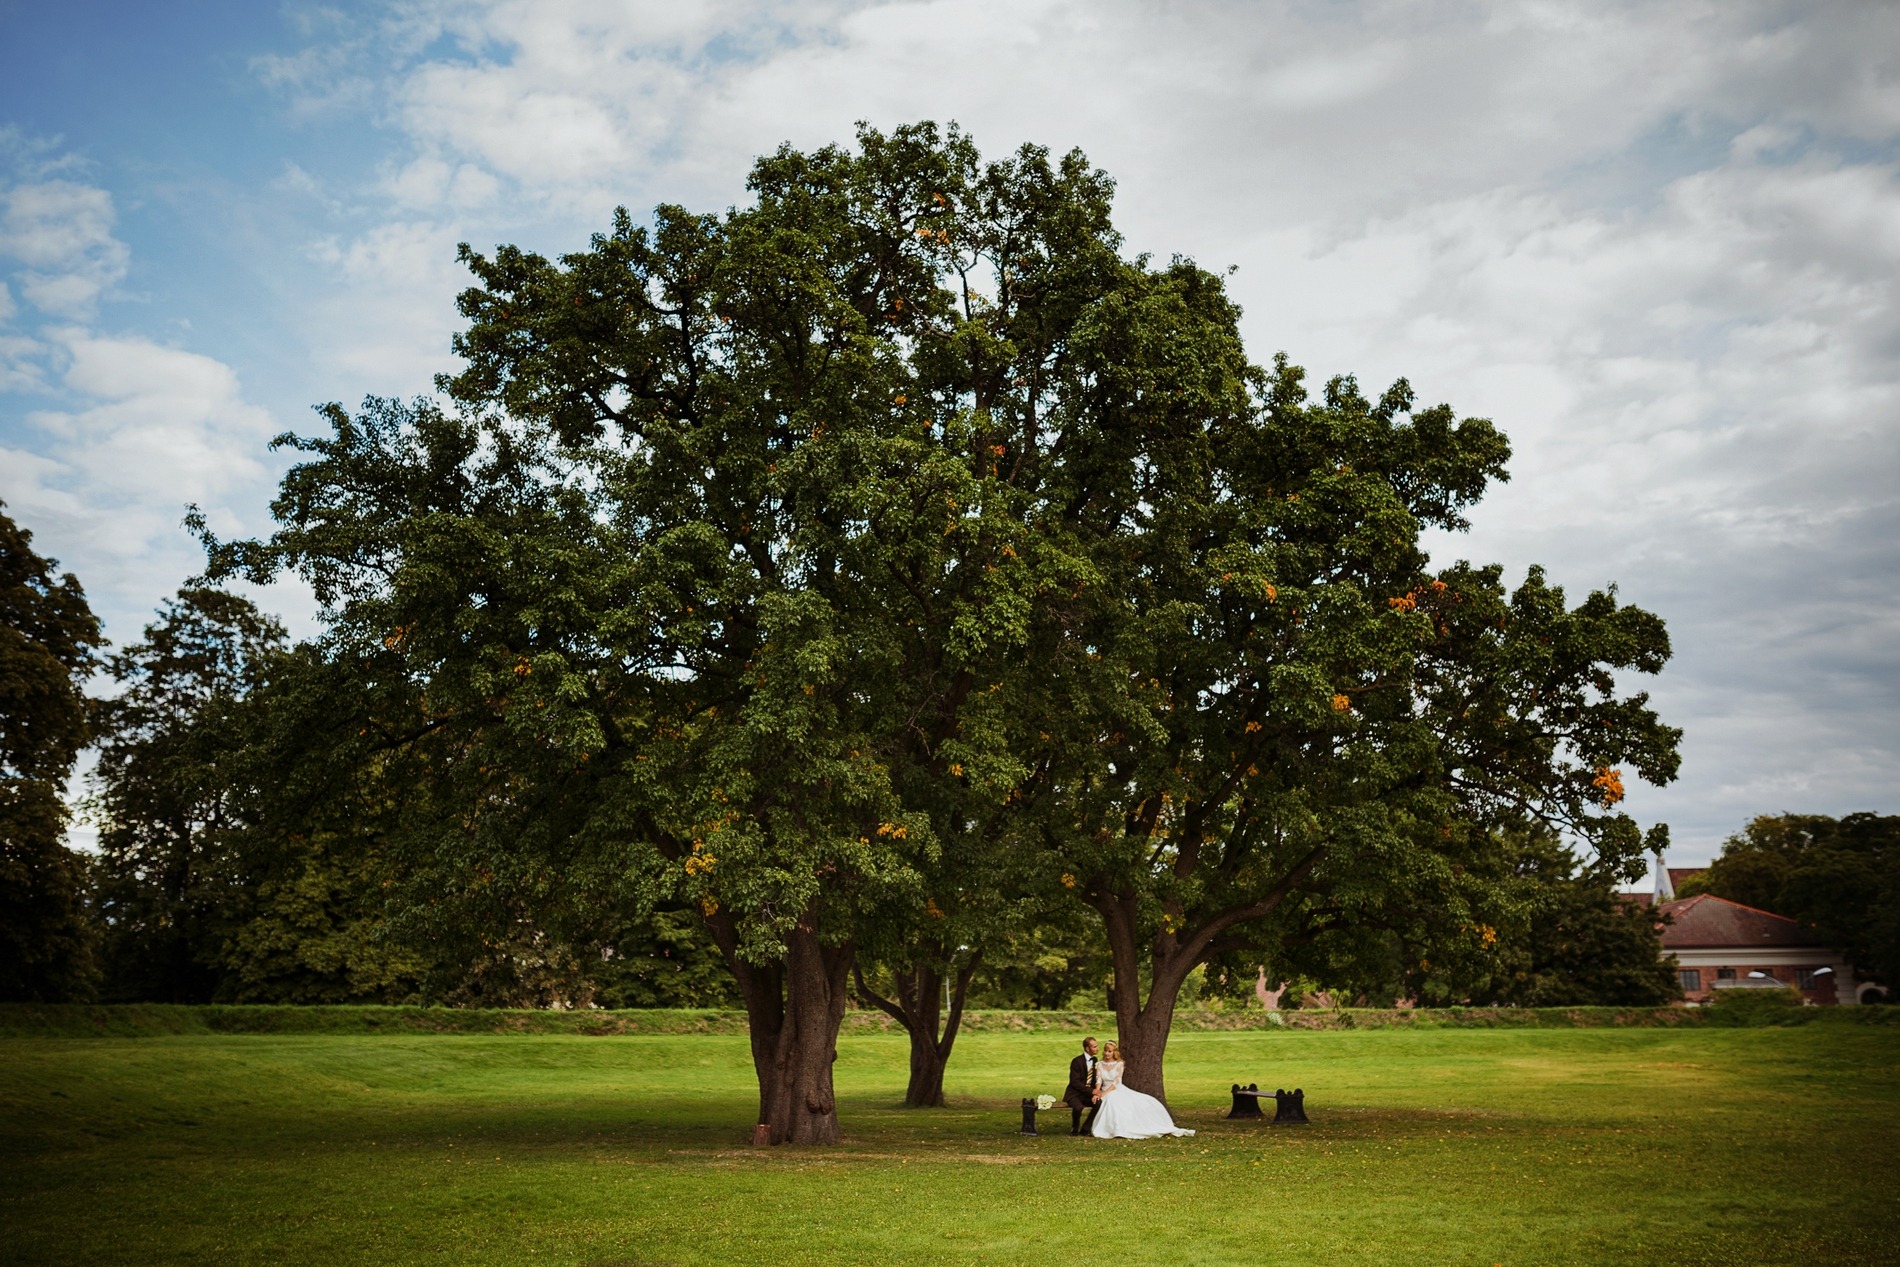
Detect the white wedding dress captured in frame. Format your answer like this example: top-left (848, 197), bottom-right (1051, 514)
top-left (1089, 1060), bottom-right (1195, 1139)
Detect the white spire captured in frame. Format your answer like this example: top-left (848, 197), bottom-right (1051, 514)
top-left (1653, 850), bottom-right (1675, 904)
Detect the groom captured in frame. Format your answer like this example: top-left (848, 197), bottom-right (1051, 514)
top-left (1063, 1036), bottom-right (1100, 1135)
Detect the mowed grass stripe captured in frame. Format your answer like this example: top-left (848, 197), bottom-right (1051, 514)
top-left (1, 1027), bottom-right (1894, 1265)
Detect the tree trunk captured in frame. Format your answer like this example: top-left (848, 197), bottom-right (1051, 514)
top-left (1116, 962), bottom-right (1189, 1104)
top-left (905, 1004), bottom-right (948, 1107)
top-left (1099, 891), bottom-right (1196, 1106)
top-left (853, 952), bottom-right (979, 1108)
top-left (758, 926), bottom-right (851, 1145)
top-left (705, 909), bottom-right (852, 1145)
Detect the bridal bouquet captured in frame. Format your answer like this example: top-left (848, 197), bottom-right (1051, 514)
top-left (1035, 1094), bottom-right (1056, 1111)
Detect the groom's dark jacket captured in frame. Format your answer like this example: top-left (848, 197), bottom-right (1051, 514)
top-left (1063, 1054), bottom-right (1095, 1111)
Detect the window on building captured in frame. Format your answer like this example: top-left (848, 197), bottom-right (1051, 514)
top-left (1797, 968), bottom-right (1826, 990)
top-left (1716, 967), bottom-right (1736, 980)
top-left (1678, 969), bottom-right (1702, 993)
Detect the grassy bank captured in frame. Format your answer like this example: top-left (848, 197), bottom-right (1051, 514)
top-left (2, 1022), bottom-right (1896, 1265)
top-left (9, 1000), bottom-right (1892, 1039)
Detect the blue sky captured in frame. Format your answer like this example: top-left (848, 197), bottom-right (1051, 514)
top-left (3, 1), bottom-right (1897, 872)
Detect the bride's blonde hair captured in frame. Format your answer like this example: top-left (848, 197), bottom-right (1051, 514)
top-left (1102, 1040), bottom-right (1121, 1059)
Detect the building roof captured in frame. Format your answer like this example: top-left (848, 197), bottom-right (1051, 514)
top-left (1656, 893), bottom-right (1825, 949)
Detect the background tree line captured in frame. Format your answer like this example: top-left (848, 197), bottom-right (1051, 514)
top-left (0, 122), bottom-right (1765, 1142)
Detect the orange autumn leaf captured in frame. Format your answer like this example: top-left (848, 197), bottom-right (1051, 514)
top-left (1592, 766), bottom-right (1626, 806)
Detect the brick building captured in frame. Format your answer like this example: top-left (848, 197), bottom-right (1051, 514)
top-left (1654, 892), bottom-right (1863, 1005)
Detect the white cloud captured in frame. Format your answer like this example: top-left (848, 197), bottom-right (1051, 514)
top-left (0, 331), bottom-right (45, 392)
top-left (304, 219), bottom-right (469, 388)
top-left (337, 0), bottom-right (1898, 233)
top-left (382, 155), bottom-right (500, 210)
top-left (1258, 46), bottom-right (1407, 112)
top-left (1, 331), bottom-right (281, 647)
top-left (1353, 148), bottom-right (1900, 854)
top-left (0, 179), bottom-right (131, 318)
top-left (0, 149), bottom-right (324, 696)
top-left (33, 332), bottom-right (274, 501)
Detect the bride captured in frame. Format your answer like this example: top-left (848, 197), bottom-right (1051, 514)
top-left (1090, 1041), bottom-right (1195, 1139)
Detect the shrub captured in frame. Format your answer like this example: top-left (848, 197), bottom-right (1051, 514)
top-left (1703, 986), bottom-right (1808, 1026)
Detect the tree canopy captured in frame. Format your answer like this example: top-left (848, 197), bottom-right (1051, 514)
top-left (205, 121), bottom-right (1682, 1138)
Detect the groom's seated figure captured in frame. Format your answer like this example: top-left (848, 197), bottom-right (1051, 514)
top-left (1064, 1036), bottom-right (1099, 1135)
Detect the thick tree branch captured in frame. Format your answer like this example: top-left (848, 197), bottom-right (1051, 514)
top-left (1178, 843), bottom-right (1328, 966)
top-left (850, 961), bottom-right (911, 1029)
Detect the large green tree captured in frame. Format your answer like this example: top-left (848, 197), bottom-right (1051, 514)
top-left (209, 125), bottom-right (1066, 1141)
top-left (0, 503), bottom-right (104, 1001)
top-left (847, 809), bottom-right (1049, 1105)
top-left (1018, 351), bottom-right (1680, 1098)
top-left (208, 121), bottom-right (1681, 1134)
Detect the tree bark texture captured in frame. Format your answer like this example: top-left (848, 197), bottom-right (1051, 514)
top-left (705, 910), bottom-right (852, 1145)
top-left (853, 953), bottom-right (979, 1108)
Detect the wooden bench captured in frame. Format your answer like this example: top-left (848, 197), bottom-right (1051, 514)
top-left (1228, 1083), bottom-right (1309, 1123)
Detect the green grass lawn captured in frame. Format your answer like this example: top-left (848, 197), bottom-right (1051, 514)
top-left (2, 1022), bottom-right (1896, 1265)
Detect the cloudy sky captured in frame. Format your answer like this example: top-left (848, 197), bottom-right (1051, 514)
top-left (2, 0), bottom-right (1895, 871)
